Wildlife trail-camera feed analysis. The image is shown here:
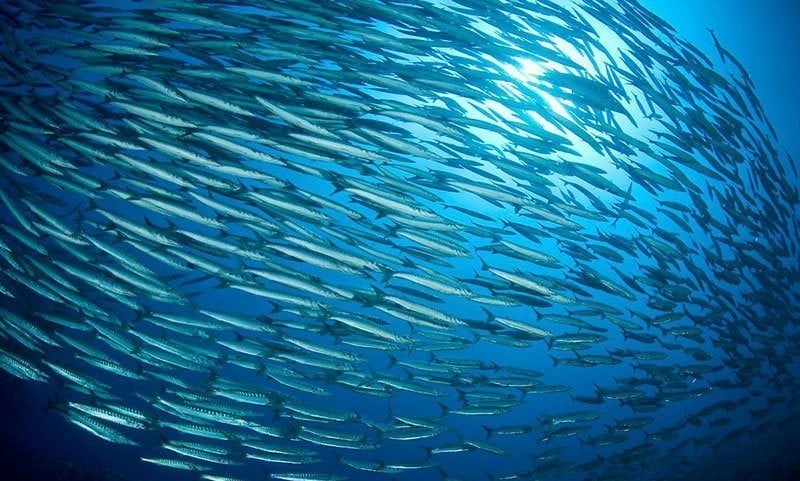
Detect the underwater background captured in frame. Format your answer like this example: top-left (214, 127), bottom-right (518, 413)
top-left (1, 1), bottom-right (799, 481)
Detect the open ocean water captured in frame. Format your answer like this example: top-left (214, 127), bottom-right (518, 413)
top-left (0, 1), bottom-right (798, 480)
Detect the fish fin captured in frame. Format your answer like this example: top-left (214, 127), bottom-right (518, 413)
top-left (477, 255), bottom-right (489, 271)
top-left (177, 127), bottom-right (200, 139)
top-left (266, 302), bottom-right (281, 315)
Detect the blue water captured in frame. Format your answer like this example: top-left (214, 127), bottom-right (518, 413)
top-left (0, 1), bottom-right (799, 481)
top-left (641, 0), bottom-right (800, 159)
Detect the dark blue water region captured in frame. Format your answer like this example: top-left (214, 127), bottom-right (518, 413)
top-left (0, 373), bottom-right (149, 481)
top-left (2, 372), bottom-right (799, 481)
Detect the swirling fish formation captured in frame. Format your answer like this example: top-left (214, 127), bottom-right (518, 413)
top-left (0, 0), bottom-right (799, 480)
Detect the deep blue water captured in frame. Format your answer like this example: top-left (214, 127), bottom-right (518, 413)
top-left (640, 0), bottom-right (800, 160)
top-left (0, 1), bottom-right (799, 481)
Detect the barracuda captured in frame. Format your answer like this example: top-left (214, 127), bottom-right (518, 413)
top-left (68, 402), bottom-right (149, 429)
top-left (0, 1), bottom-right (798, 480)
top-left (484, 265), bottom-right (555, 297)
top-left (343, 187), bottom-right (438, 219)
top-left (284, 235), bottom-right (382, 272)
top-left (255, 96), bottom-right (334, 138)
top-left (65, 409), bottom-right (139, 446)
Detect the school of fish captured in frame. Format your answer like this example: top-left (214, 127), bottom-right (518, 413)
top-left (0, 0), bottom-right (799, 480)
